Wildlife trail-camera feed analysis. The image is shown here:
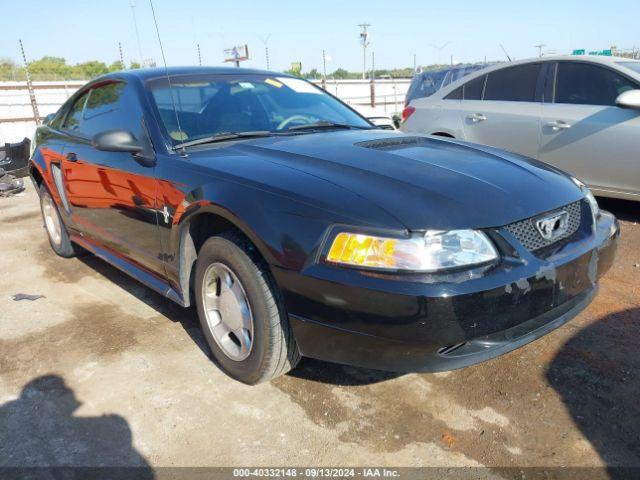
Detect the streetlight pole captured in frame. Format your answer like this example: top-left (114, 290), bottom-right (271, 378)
top-left (358, 23), bottom-right (370, 80)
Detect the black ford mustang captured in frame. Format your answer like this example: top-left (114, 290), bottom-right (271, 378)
top-left (30, 67), bottom-right (619, 384)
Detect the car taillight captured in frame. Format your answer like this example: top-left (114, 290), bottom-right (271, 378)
top-left (401, 106), bottom-right (415, 123)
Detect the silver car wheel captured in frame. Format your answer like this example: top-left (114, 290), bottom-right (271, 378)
top-left (201, 262), bottom-right (254, 361)
top-left (41, 192), bottom-right (62, 246)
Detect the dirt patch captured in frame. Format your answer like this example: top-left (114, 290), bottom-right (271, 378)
top-left (2, 211), bottom-right (41, 224)
top-left (0, 303), bottom-right (144, 382)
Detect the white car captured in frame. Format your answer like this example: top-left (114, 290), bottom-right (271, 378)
top-left (401, 55), bottom-right (640, 201)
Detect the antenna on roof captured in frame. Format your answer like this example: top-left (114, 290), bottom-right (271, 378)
top-left (148, 0), bottom-right (187, 156)
top-left (499, 44), bottom-right (512, 62)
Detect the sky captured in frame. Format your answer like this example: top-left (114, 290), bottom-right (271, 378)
top-left (5, 0), bottom-right (640, 73)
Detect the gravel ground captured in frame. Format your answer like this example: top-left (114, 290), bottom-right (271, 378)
top-left (0, 184), bottom-right (638, 476)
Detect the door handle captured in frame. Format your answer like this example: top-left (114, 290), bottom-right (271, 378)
top-left (467, 113), bottom-right (487, 123)
top-left (546, 120), bottom-right (571, 131)
top-left (66, 152), bottom-right (78, 162)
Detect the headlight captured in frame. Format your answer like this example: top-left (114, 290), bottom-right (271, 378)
top-left (571, 177), bottom-right (599, 223)
top-left (326, 230), bottom-right (498, 272)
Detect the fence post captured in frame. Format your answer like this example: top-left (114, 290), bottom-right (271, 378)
top-left (370, 79), bottom-right (376, 108)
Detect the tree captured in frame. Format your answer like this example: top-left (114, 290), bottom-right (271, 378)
top-left (73, 61), bottom-right (109, 79)
top-left (0, 58), bottom-right (20, 80)
top-left (305, 68), bottom-right (319, 79)
top-left (129, 61), bottom-right (141, 70)
top-left (332, 68), bottom-right (349, 79)
top-left (27, 56), bottom-right (72, 80)
top-left (108, 61), bottom-right (125, 72)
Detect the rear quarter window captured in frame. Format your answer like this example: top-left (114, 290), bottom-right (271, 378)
top-left (463, 75), bottom-right (486, 100)
top-left (484, 63), bottom-right (542, 102)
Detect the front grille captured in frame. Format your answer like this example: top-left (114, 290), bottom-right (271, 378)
top-left (504, 201), bottom-right (583, 252)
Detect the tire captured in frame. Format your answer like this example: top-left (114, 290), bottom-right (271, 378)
top-left (194, 232), bottom-right (301, 384)
top-left (39, 184), bottom-right (77, 258)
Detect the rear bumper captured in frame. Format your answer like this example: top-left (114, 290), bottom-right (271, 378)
top-left (273, 211), bottom-right (619, 373)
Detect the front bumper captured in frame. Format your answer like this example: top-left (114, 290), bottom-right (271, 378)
top-left (273, 211), bottom-right (619, 373)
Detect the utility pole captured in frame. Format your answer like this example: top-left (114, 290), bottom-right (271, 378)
top-left (197, 43), bottom-right (202, 66)
top-left (413, 53), bottom-right (416, 72)
top-left (370, 51), bottom-right (375, 108)
top-left (19, 39), bottom-right (40, 125)
top-left (534, 43), bottom-right (546, 58)
top-left (358, 23), bottom-right (370, 80)
top-left (371, 51), bottom-right (375, 80)
top-left (322, 50), bottom-right (327, 89)
top-left (118, 42), bottom-right (125, 69)
top-left (130, 0), bottom-right (144, 64)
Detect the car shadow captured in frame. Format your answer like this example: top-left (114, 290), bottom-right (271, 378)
top-left (76, 255), bottom-right (399, 386)
top-left (597, 196), bottom-right (640, 223)
top-left (539, 107), bottom-right (638, 155)
top-left (286, 357), bottom-right (403, 386)
top-left (0, 374), bottom-right (154, 478)
top-left (546, 307), bottom-right (640, 475)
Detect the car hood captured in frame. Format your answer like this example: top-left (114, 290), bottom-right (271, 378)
top-left (219, 130), bottom-right (584, 230)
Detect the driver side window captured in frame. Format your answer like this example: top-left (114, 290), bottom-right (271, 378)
top-left (555, 62), bottom-right (639, 106)
top-left (62, 91), bottom-right (89, 133)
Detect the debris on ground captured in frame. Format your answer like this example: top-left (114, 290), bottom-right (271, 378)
top-left (12, 293), bottom-right (45, 302)
top-left (0, 138), bottom-right (29, 197)
top-left (0, 174), bottom-right (25, 197)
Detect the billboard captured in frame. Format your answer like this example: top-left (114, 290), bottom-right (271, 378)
top-left (224, 45), bottom-right (249, 64)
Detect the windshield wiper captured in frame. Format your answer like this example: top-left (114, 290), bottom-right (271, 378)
top-left (173, 131), bottom-right (274, 149)
top-left (287, 121), bottom-right (374, 132)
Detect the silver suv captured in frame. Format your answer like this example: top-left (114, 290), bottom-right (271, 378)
top-left (401, 56), bottom-right (640, 201)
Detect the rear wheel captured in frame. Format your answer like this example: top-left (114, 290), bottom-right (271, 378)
top-left (194, 233), bottom-right (300, 384)
top-left (39, 184), bottom-right (77, 258)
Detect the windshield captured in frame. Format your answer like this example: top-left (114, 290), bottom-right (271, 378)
top-left (618, 62), bottom-right (640, 75)
top-left (147, 74), bottom-right (371, 144)
top-left (406, 64), bottom-right (488, 104)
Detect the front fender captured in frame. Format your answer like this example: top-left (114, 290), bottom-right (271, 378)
top-left (158, 177), bottom-right (339, 302)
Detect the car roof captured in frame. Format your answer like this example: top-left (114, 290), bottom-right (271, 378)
top-left (423, 55), bottom-right (640, 101)
top-left (94, 66), bottom-right (293, 83)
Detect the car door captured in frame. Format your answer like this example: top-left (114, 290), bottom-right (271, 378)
top-left (539, 61), bottom-right (640, 196)
top-left (59, 80), bottom-right (165, 276)
top-left (458, 63), bottom-right (544, 159)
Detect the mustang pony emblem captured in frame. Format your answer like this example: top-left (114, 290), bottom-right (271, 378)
top-left (536, 211), bottom-right (569, 241)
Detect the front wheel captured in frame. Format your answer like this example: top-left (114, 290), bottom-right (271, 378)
top-left (194, 233), bottom-right (300, 384)
top-left (39, 184), bottom-right (77, 258)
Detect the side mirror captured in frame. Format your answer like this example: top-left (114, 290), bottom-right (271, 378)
top-left (615, 89), bottom-right (640, 110)
top-left (92, 129), bottom-right (144, 153)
